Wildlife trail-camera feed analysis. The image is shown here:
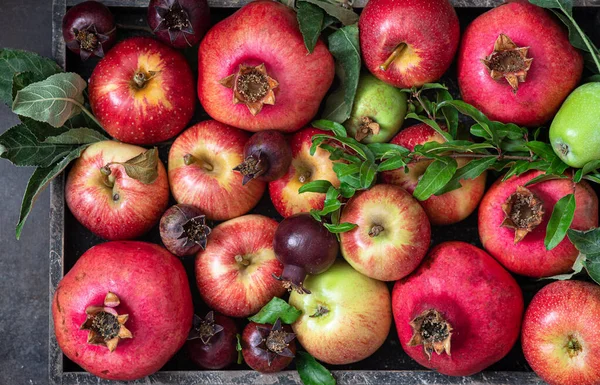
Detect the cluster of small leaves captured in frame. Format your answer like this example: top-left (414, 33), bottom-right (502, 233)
top-left (0, 49), bottom-right (109, 238)
top-left (248, 298), bottom-right (336, 385)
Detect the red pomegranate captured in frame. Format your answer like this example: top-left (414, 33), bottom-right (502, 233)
top-left (392, 241), bottom-right (524, 376)
top-left (457, 0), bottom-right (583, 126)
top-left (197, 0), bottom-right (334, 133)
top-left (52, 241), bottom-right (193, 380)
top-left (522, 280), bottom-right (600, 385)
top-left (479, 170), bottom-right (598, 278)
top-left (381, 123), bottom-right (487, 225)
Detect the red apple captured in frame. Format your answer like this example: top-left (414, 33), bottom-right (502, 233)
top-left (65, 141), bottom-right (169, 240)
top-left (198, 0), bottom-right (334, 133)
top-left (522, 280), bottom-right (600, 385)
top-left (289, 261), bottom-right (392, 365)
top-left (269, 128), bottom-right (340, 218)
top-left (359, 0), bottom-right (460, 88)
top-left (195, 214), bottom-right (285, 318)
top-left (89, 36), bottom-right (195, 144)
top-left (168, 120), bottom-right (266, 221)
top-left (339, 184), bottom-right (430, 281)
top-left (381, 123), bottom-right (487, 225)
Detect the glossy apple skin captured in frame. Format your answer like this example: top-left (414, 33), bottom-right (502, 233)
top-left (458, 1), bottom-right (583, 126)
top-left (66, 141), bottom-right (169, 240)
top-left (393, 242), bottom-right (523, 376)
top-left (289, 261), bottom-right (392, 365)
top-left (242, 322), bottom-right (296, 373)
top-left (89, 37), bottom-right (195, 144)
top-left (381, 123), bottom-right (487, 225)
top-left (195, 215), bottom-right (285, 318)
top-left (479, 170), bottom-right (598, 277)
top-left (550, 82), bottom-right (600, 168)
top-left (359, 0), bottom-right (459, 88)
top-left (52, 241), bottom-right (193, 381)
top-left (340, 184), bottom-right (430, 281)
top-left (187, 313), bottom-right (238, 370)
top-left (168, 120), bottom-right (266, 221)
top-left (269, 128), bottom-right (340, 218)
top-left (522, 280), bottom-right (600, 385)
top-left (198, 0), bottom-right (334, 133)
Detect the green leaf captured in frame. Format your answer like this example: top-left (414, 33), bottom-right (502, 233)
top-left (12, 71), bottom-right (43, 102)
top-left (581, 160), bottom-right (600, 176)
top-left (585, 75), bottom-right (600, 83)
top-left (12, 72), bottom-right (87, 128)
top-left (359, 161), bottom-right (377, 189)
top-left (248, 297), bottom-right (302, 325)
top-left (545, 194), bottom-right (576, 251)
top-left (528, 0), bottom-right (573, 15)
top-left (313, 134), bottom-right (370, 160)
top-left (322, 24), bottom-right (360, 123)
top-left (547, 156), bottom-right (570, 175)
top-left (524, 173), bottom-right (569, 187)
top-left (299, 180), bottom-right (333, 194)
top-left (0, 124), bottom-right (83, 167)
top-left (405, 113), bottom-right (453, 142)
top-left (120, 148), bottom-right (160, 184)
top-left (542, 253), bottom-right (585, 281)
top-left (413, 157), bottom-right (458, 201)
top-left (297, 2), bottom-right (325, 54)
top-left (435, 89), bottom-right (458, 139)
top-left (420, 83), bottom-right (448, 91)
top-left (323, 222), bottom-right (357, 233)
top-left (585, 253), bottom-right (600, 285)
top-left (435, 157), bottom-right (497, 195)
top-left (367, 143), bottom-right (410, 159)
top-left (584, 174), bottom-right (600, 184)
top-left (526, 141), bottom-right (558, 161)
top-left (235, 334), bottom-right (243, 364)
top-left (567, 228), bottom-right (600, 255)
top-left (310, 209), bottom-right (322, 222)
top-left (0, 48), bottom-right (62, 105)
top-left (437, 100), bottom-right (498, 145)
top-left (43, 128), bottom-right (107, 144)
top-left (16, 145), bottom-right (88, 239)
top-left (312, 119), bottom-right (347, 137)
top-left (299, 0), bottom-right (358, 25)
top-left (319, 198), bottom-right (342, 216)
top-left (339, 183), bottom-right (355, 198)
top-left (296, 351), bottom-right (336, 385)
top-left (377, 156), bottom-right (408, 172)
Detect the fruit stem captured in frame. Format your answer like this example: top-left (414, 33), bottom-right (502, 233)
top-left (379, 43), bottom-right (407, 72)
top-left (183, 154), bottom-right (214, 171)
top-left (235, 254), bottom-right (251, 267)
top-left (298, 171), bottom-right (311, 184)
top-left (368, 225), bottom-right (384, 237)
top-left (100, 165), bottom-right (115, 188)
top-left (309, 304), bottom-right (330, 318)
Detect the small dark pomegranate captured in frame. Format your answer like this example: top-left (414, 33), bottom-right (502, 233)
top-left (187, 311), bottom-right (238, 370)
top-left (273, 213), bottom-right (339, 294)
top-left (234, 131), bottom-right (292, 185)
top-left (242, 319), bottom-right (296, 373)
top-left (147, 0), bottom-right (210, 49)
top-left (159, 204), bottom-right (211, 257)
top-left (62, 0), bottom-right (116, 61)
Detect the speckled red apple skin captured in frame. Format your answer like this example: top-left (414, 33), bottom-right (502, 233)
top-left (66, 141), bottom-right (169, 241)
top-left (89, 37), bottom-right (195, 144)
top-left (381, 123), bottom-right (487, 225)
top-left (392, 241), bottom-right (524, 376)
top-left (195, 215), bottom-right (285, 318)
top-left (198, 0), bottom-right (334, 133)
top-left (479, 170), bottom-right (598, 277)
top-left (359, 0), bottom-right (460, 88)
top-left (522, 281), bottom-right (600, 385)
top-left (458, 0), bottom-right (583, 126)
top-left (52, 241), bottom-right (193, 381)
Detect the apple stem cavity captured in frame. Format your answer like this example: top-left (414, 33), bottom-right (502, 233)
top-left (500, 186), bottom-right (545, 243)
top-left (233, 152), bottom-right (268, 185)
top-left (379, 43), bottom-right (407, 72)
top-left (298, 171), bottom-right (311, 184)
top-left (235, 254), bottom-right (251, 267)
top-left (132, 70), bottom-right (159, 90)
top-left (368, 224), bottom-right (384, 237)
top-left (408, 309), bottom-right (453, 360)
top-left (565, 335), bottom-right (583, 358)
top-left (309, 304), bottom-right (329, 318)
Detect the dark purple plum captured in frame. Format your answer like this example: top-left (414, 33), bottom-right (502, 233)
top-left (242, 320), bottom-right (296, 373)
top-left (234, 131), bottom-right (292, 185)
top-left (62, 1), bottom-right (116, 61)
top-left (147, 0), bottom-right (210, 49)
top-left (159, 204), bottom-right (211, 257)
top-left (273, 213), bottom-right (339, 294)
top-left (187, 312), bottom-right (238, 370)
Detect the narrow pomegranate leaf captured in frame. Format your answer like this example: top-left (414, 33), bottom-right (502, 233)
top-left (435, 157), bottom-right (497, 195)
top-left (248, 297), bottom-right (302, 325)
top-left (296, 351), bottom-right (336, 385)
top-left (367, 142), bottom-right (409, 159)
top-left (299, 180), bottom-right (333, 194)
top-left (435, 88), bottom-right (458, 139)
top-left (405, 112), bottom-right (452, 142)
top-left (545, 193), bottom-right (576, 251)
top-left (524, 173), bottom-right (569, 187)
top-left (312, 119), bottom-right (347, 137)
top-left (359, 161), bottom-right (377, 189)
top-left (584, 174), bottom-right (600, 184)
top-left (377, 156), bottom-right (407, 172)
top-left (413, 157), bottom-right (457, 201)
top-left (323, 222), bottom-right (357, 233)
top-left (437, 100), bottom-right (499, 145)
top-left (297, 1), bottom-right (324, 54)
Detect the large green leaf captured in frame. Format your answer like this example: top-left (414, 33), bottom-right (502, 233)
top-left (545, 194), bottom-right (576, 251)
top-left (16, 145), bottom-right (88, 239)
top-left (567, 228), bottom-right (600, 255)
top-left (297, 1), bottom-right (325, 54)
top-left (12, 72), bottom-right (87, 128)
top-left (296, 351), bottom-right (336, 385)
top-left (435, 157), bottom-right (497, 195)
top-left (413, 157), bottom-right (457, 201)
top-left (322, 24), bottom-right (360, 123)
top-left (299, 0), bottom-right (358, 25)
top-left (0, 48), bottom-right (62, 105)
top-left (248, 297), bottom-right (302, 325)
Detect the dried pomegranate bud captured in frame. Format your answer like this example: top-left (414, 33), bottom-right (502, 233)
top-left (408, 309), bottom-right (453, 360)
top-left (500, 186), bottom-right (545, 243)
top-left (219, 64), bottom-right (279, 116)
top-left (80, 292), bottom-right (133, 352)
top-left (481, 34), bottom-right (533, 92)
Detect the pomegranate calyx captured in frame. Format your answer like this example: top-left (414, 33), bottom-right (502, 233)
top-left (219, 64), bottom-right (279, 116)
top-left (355, 116), bottom-right (381, 142)
top-left (272, 264), bottom-right (311, 295)
top-left (254, 319), bottom-right (296, 366)
top-left (80, 292), bottom-right (133, 352)
top-left (481, 34), bottom-right (533, 93)
top-left (408, 309), bottom-right (453, 360)
top-left (178, 213), bottom-right (211, 250)
top-left (187, 312), bottom-right (224, 344)
top-left (68, 24), bottom-right (111, 61)
top-left (153, 0), bottom-right (194, 45)
top-left (500, 186), bottom-right (545, 243)
top-left (233, 151), bottom-right (268, 185)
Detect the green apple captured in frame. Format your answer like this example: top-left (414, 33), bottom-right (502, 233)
top-left (344, 73), bottom-right (407, 143)
top-left (549, 82), bottom-right (600, 168)
top-left (288, 261), bottom-right (391, 365)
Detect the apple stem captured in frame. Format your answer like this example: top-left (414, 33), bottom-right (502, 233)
top-left (309, 305), bottom-right (329, 318)
top-left (100, 165), bottom-right (115, 188)
top-left (298, 171), bottom-right (311, 184)
top-left (379, 43), bottom-right (407, 72)
top-left (234, 254), bottom-right (251, 267)
top-left (368, 225), bottom-right (384, 237)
